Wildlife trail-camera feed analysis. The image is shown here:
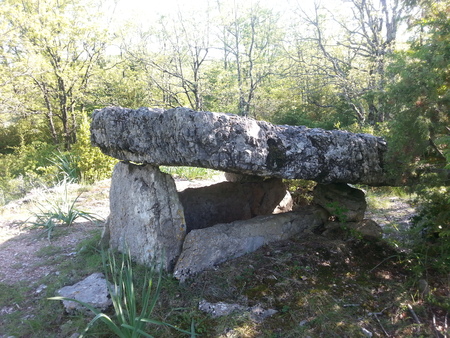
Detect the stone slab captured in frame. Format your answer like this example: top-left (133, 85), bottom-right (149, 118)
top-left (173, 206), bottom-right (328, 281)
top-left (91, 107), bottom-right (387, 185)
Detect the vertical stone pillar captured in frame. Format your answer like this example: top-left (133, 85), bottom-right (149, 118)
top-left (106, 162), bottom-right (186, 270)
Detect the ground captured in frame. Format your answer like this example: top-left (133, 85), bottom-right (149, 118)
top-left (0, 179), bottom-right (448, 337)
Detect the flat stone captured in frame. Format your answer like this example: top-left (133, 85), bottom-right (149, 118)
top-left (173, 206), bottom-right (328, 281)
top-left (57, 273), bottom-right (111, 314)
top-left (91, 107), bottom-right (387, 185)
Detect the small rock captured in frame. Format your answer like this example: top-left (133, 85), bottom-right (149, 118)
top-left (56, 272), bottom-right (112, 314)
top-left (361, 327), bottom-right (373, 337)
top-left (198, 300), bottom-right (277, 322)
top-left (198, 300), bottom-right (244, 318)
top-left (248, 304), bottom-right (278, 322)
top-left (35, 284), bottom-right (47, 294)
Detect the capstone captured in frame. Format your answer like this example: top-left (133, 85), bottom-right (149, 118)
top-left (91, 107), bottom-right (388, 185)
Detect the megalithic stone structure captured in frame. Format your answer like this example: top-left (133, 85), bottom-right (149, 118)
top-left (91, 107), bottom-right (388, 278)
top-left (91, 107), bottom-right (387, 185)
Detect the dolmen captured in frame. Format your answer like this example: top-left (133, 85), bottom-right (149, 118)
top-left (91, 107), bottom-right (388, 281)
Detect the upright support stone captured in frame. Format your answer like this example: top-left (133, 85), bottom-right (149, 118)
top-left (107, 162), bottom-right (186, 270)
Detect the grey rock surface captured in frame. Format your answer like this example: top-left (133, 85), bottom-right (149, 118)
top-left (57, 273), bottom-right (111, 314)
top-left (313, 183), bottom-right (367, 222)
top-left (107, 162), bottom-right (186, 270)
top-left (351, 219), bottom-right (383, 239)
top-left (321, 219), bottom-right (383, 240)
top-left (198, 299), bottom-right (277, 322)
top-left (178, 178), bottom-right (287, 231)
top-left (91, 107), bottom-right (387, 185)
top-left (173, 206), bottom-right (328, 281)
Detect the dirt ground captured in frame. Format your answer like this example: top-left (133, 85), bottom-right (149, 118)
top-left (0, 180), bottom-right (448, 337)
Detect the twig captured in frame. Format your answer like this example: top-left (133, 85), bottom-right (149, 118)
top-left (373, 313), bottom-right (390, 337)
top-left (369, 255), bottom-right (399, 273)
top-left (369, 308), bottom-right (390, 337)
top-left (407, 304), bottom-right (421, 324)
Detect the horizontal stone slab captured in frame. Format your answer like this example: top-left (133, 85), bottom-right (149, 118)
top-left (173, 206), bottom-right (328, 281)
top-left (91, 107), bottom-right (387, 185)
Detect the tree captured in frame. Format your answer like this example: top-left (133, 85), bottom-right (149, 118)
top-left (216, 2), bottom-right (285, 117)
top-left (0, 0), bottom-right (111, 149)
top-left (291, 0), bottom-right (404, 126)
top-left (123, 6), bottom-right (214, 111)
top-left (386, 0), bottom-right (449, 176)
top-left (384, 0), bottom-right (450, 272)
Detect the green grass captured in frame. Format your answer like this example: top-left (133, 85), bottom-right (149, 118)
top-left (24, 181), bottom-right (103, 240)
top-left (160, 166), bottom-right (221, 180)
top-left (1, 179), bottom-right (448, 337)
top-left (49, 249), bottom-right (197, 338)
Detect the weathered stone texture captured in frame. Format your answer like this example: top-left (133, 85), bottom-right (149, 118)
top-left (321, 219), bottom-right (383, 240)
top-left (173, 206), bottom-right (328, 281)
top-left (313, 183), bottom-right (367, 222)
top-left (91, 107), bottom-right (387, 185)
top-left (107, 162), bottom-right (186, 270)
top-left (178, 178), bottom-right (287, 231)
top-left (57, 273), bottom-right (111, 314)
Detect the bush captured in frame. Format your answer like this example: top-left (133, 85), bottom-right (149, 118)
top-left (72, 114), bottom-right (117, 183)
top-left (410, 185), bottom-right (450, 274)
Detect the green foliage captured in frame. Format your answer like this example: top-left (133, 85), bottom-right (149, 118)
top-left (284, 179), bottom-right (316, 206)
top-left (48, 151), bottom-right (80, 183)
top-left (160, 166), bottom-right (220, 180)
top-left (410, 186), bottom-right (450, 274)
top-left (0, 114), bottom-right (117, 205)
top-left (71, 114), bottom-right (117, 183)
top-left (50, 250), bottom-right (197, 337)
top-left (385, 2), bottom-right (449, 179)
top-left (383, 1), bottom-right (450, 276)
top-left (326, 202), bottom-right (348, 224)
top-left (0, 141), bottom-right (59, 204)
top-left (272, 105), bottom-right (335, 129)
top-left (25, 180), bottom-right (102, 240)
top-left (1, 0), bottom-right (111, 149)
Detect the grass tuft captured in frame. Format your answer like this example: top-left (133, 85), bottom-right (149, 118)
top-left (50, 249), bottom-right (198, 337)
top-left (24, 179), bottom-right (102, 240)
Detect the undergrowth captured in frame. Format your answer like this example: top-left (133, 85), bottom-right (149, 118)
top-left (24, 179), bottom-right (103, 240)
top-left (50, 250), bottom-right (197, 337)
top-left (1, 179), bottom-right (449, 337)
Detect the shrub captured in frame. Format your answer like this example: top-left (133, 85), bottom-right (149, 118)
top-left (410, 185), bottom-right (450, 274)
top-left (72, 114), bottom-right (117, 183)
top-left (25, 179), bottom-right (103, 240)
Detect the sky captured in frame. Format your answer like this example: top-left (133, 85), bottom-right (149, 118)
top-left (112, 0), bottom-right (340, 24)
